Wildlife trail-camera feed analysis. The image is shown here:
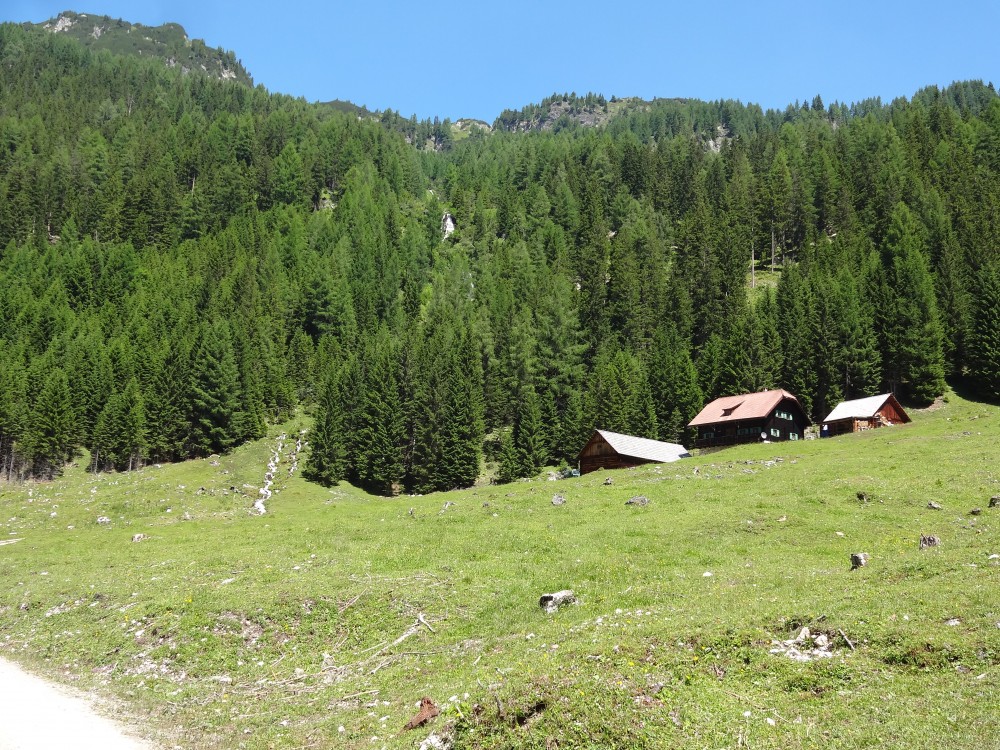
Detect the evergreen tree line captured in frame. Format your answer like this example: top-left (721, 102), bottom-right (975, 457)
top-left (1, 23), bottom-right (998, 490)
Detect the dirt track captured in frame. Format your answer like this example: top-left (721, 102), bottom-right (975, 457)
top-left (0, 657), bottom-right (154, 750)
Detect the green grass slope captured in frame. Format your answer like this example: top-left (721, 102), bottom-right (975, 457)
top-left (1, 395), bottom-right (998, 749)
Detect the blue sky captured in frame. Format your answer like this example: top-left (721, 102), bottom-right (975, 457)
top-left (5, 1), bottom-right (998, 122)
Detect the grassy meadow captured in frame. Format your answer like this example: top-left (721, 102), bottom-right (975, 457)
top-left (1, 395), bottom-right (998, 749)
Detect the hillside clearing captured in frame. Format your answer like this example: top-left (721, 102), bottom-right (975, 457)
top-left (1, 394), bottom-right (998, 749)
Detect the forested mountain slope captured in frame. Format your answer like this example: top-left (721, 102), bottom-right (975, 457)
top-left (1, 21), bottom-right (999, 493)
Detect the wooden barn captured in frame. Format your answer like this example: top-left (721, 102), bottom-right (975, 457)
top-left (821, 393), bottom-right (911, 436)
top-left (688, 389), bottom-right (809, 449)
top-left (577, 429), bottom-right (691, 475)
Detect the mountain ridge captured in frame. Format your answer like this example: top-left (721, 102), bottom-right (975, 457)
top-left (25, 10), bottom-right (252, 86)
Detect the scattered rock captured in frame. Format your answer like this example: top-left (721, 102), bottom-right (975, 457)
top-left (945, 618), bottom-right (962, 627)
top-left (551, 494), bottom-right (566, 506)
top-left (927, 501), bottom-right (943, 510)
top-left (131, 534), bottom-right (148, 543)
top-left (539, 590), bottom-right (576, 613)
top-left (989, 496), bottom-right (1000, 508)
top-left (403, 697), bottom-right (440, 730)
top-left (856, 492), bottom-right (870, 503)
top-left (969, 508), bottom-right (982, 516)
top-left (603, 477), bottom-right (613, 486)
top-left (439, 501), bottom-right (456, 515)
top-left (96, 516), bottom-right (111, 525)
top-left (850, 552), bottom-right (869, 570)
top-left (419, 732), bottom-right (453, 750)
top-left (919, 534), bottom-right (941, 549)
top-left (625, 496), bottom-right (649, 507)
top-left (770, 626), bottom-right (837, 662)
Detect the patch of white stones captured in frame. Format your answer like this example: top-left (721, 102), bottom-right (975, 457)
top-left (769, 627), bottom-right (836, 662)
top-left (254, 434), bottom-right (285, 515)
top-left (287, 430), bottom-right (307, 476)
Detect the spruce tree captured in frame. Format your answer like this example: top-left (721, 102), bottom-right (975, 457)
top-left (303, 363), bottom-right (350, 486)
top-left (969, 261), bottom-right (1000, 401)
top-left (647, 325), bottom-right (703, 443)
top-left (25, 369), bottom-right (76, 479)
top-left (879, 204), bottom-right (946, 404)
top-left (512, 384), bottom-right (547, 476)
top-left (187, 320), bottom-right (245, 455)
top-left (353, 328), bottom-right (405, 495)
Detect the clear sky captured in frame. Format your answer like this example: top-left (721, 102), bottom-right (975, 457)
top-left (4, 1), bottom-right (998, 122)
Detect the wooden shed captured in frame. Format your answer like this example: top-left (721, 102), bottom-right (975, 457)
top-left (688, 389), bottom-right (809, 449)
top-left (578, 429), bottom-right (690, 475)
top-left (821, 393), bottom-right (911, 436)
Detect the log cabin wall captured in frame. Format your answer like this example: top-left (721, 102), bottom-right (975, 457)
top-left (578, 432), bottom-right (651, 474)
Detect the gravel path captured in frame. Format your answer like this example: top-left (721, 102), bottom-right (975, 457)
top-left (0, 657), bottom-right (154, 749)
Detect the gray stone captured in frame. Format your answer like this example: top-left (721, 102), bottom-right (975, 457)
top-left (850, 552), bottom-right (869, 570)
top-left (927, 501), bottom-right (943, 510)
top-left (539, 589), bottom-right (576, 613)
top-left (920, 534), bottom-right (941, 549)
top-left (626, 496), bottom-right (649, 507)
top-left (551, 495), bottom-right (566, 506)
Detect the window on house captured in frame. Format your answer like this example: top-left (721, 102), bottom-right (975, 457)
top-left (703, 431), bottom-right (715, 439)
top-left (770, 428), bottom-right (781, 437)
top-left (776, 410), bottom-right (793, 421)
top-left (789, 432), bottom-right (799, 441)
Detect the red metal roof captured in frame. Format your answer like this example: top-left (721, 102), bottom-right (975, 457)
top-left (688, 389), bottom-right (802, 427)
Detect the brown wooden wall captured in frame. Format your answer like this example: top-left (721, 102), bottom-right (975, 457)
top-left (578, 432), bottom-right (654, 474)
top-left (580, 454), bottom-right (651, 475)
top-left (877, 399), bottom-right (909, 424)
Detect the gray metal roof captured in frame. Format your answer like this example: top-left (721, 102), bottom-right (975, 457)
top-left (595, 430), bottom-right (690, 463)
top-left (823, 393), bottom-right (893, 423)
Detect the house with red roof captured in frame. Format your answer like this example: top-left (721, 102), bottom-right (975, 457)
top-left (688, 389), bottom-right (809, 449)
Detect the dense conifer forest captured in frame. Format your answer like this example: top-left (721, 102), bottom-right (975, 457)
top-left (1, 22), bottom-right (999, 492)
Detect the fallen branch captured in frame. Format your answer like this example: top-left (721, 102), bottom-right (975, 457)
top-left (838, 629), bottom-right (855, 651)
top-left (418, 612), bottom-right (436, 633)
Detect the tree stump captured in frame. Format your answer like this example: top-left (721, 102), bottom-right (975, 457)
top-left (539, 590), bottom-right (576, 613)
top-left (850, 553), bottom-right (869, 570)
